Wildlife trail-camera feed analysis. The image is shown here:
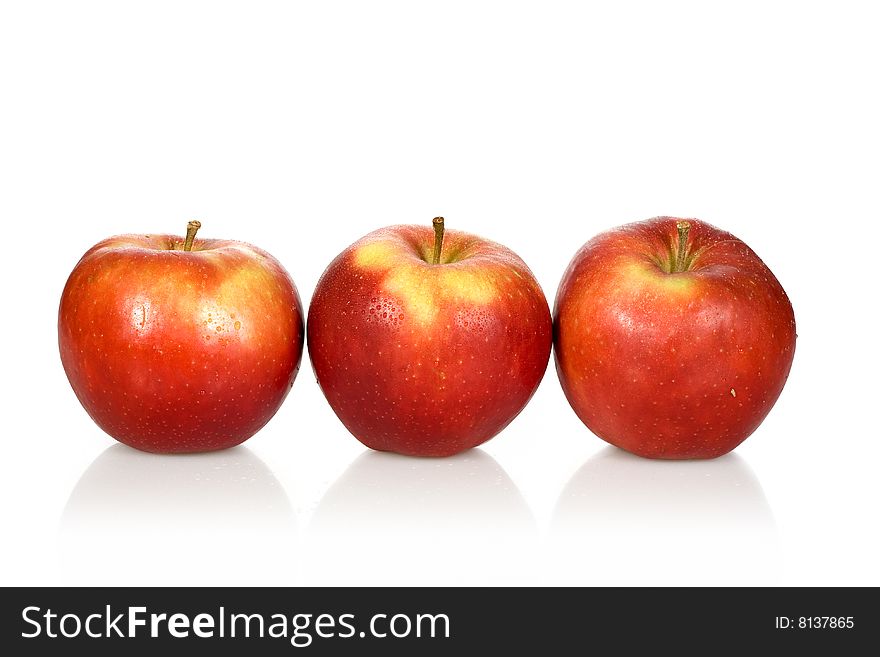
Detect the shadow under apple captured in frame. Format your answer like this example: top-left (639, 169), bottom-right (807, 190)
top-left (305, 449), bottom-right (537, 585)
top-left (548, 446), bottom-right (778, 585)
top-left (60, 443), bottom-right (296, 585)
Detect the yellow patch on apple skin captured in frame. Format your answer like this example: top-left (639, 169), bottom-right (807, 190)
top-left (623, 260), bottom-right (698, 294)
top-left (216, 266), bottom-right (269, 301)
top-left (383, 271), bottom-right (437, 325)
top-left (435, 269), bottom-right (497, 304)
top-left (381, 267), bottom-right (497, 325)
top-left (353, 241), bottom-right (498, 325)
top-left (353, 241), bottom-right (400, 269)
top-left (210, 259), bottom-right (290, 332)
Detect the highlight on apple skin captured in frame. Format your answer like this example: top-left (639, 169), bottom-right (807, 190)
top-left (307, 218), bottom-right (553, 457)
top-left (58, 221), bottom-right (305, 454)
top-left (553, 216), bottom-right (796, 459)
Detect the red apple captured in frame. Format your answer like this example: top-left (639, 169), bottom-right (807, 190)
top-left (554, 217), bottom-right (796, 459)
top-left (59, 221), bottom-right (304, 453)
top-left (307, 218), bottom-right (552, 457)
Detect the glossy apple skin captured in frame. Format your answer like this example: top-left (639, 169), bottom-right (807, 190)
top-left (308, 225), bottom-right (552, 457)
top-left (554, 217), bottom-right (796, 459)
top-left (59, 233), bottom-right (304, 453)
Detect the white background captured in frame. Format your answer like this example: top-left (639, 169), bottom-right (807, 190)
top-left (1, 0), bottom-right (878, 587)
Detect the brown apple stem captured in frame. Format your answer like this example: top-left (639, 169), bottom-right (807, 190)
top-left (184, 220), bottom-right (201, 252)
top-left (674, 220), bottom-right (691, 273)
top-left (432, 216), bottom-right (445, 265)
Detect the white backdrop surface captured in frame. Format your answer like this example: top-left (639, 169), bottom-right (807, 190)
top-left (1, 1), bottom-right (877, 586)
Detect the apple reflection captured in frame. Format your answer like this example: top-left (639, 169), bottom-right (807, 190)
top-left (549, 447), bottom-right (777, 585)
top-left (61, 444), bottom-right (295, 585)
top-left (306, 449), bottom-right (537, 585)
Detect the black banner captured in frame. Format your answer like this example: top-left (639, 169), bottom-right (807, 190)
top-left (1, 587), bottom-right (875, 654)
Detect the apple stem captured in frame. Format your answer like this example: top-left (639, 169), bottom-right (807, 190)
top-left (184, 220), bottom-right (202, 252)
top-left (432, 217), bottom-right (445, 265)
top-left (674, 220), bottom-right (691, 273)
